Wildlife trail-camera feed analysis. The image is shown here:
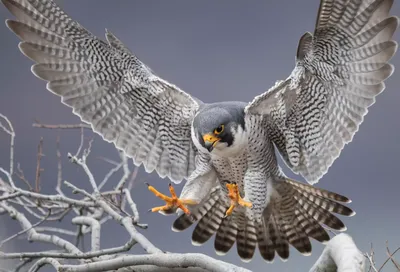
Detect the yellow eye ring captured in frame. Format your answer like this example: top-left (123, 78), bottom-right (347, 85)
top-left (214, 125), bottom-right (224, 135)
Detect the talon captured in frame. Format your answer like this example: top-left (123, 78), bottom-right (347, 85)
top-left (147, 183), bottom-right (198, 215)
top-left (225, 183), bottom-right (252, 217)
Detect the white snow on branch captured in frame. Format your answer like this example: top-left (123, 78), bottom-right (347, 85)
top-left (1, 114), bottom-right (398, 272)
top-left (309, 234), bottom-right (365, 272)
top-left (0, 116), bottom-right (252, 272)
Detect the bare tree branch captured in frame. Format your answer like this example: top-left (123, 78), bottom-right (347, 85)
top-left (58, 253), bottom-right (251, 272)
top-left (1, 116), bottom-right (398, 272)
top-left (72, 216), bottom-right (101, 252)
top-left (28, 258), bottom-right (60, 272)
top-left (0, 211), bottom-right (50, 248)
top-left (0, 113), bottom-right (15, 175)
top-left (56, 134), bottom-right (63, 195)
top-left (123, 188), bottom-right (140, 223)
top-left (0, 203), bottom-right (82, 256)
top-left (15, 163), bottom-right (33, 191)
top-left (35, 137), bottom-right (44, 193)
top-left (32, 122), bottom-right (91, 129)
top-left (376, 244), bottom-right (400, 271)
top-left (385, 242), bottom-right (400, 271)
top-left (309, 234), bottom-right (365, 272)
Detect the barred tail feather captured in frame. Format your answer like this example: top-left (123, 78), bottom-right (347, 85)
top-left (267, 214), bottom-right (289, 261)
top-left (172, 177), bottom-right (354, 262)
top-left (285, 178), bottom-right (351, 203)
top-left (268, 190), bottom-right (312, 257)
top-left (214, 216), bottom-right (238, 256)
top-left (236, 219), bottom-right (257, 262)
top-left (191, 200), bottom-right (225, 246)
top-left (294, 206), bottom-right (330, 244)
top-left (172, 192), bottom-right (220, 232)
top-left (256, 220), bottom-right (275, 262)
top-left (261, 178), bottom-right (354, 261)
top-left (298, 196), bottom-right (347, 231)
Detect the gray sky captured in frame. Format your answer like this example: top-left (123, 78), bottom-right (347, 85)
top-left (0, 1), bottom-right (399, 271)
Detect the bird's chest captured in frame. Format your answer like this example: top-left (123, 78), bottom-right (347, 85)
top-left (211, 152), bottom-right (248, 186)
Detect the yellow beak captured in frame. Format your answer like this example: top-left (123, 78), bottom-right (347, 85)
top-left (202, 133), bottom-right (220, 151)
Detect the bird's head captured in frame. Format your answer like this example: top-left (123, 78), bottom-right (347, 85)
top-left (192, 103), bottom-right (247, 157)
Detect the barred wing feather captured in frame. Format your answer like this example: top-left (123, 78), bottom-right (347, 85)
top-left (246, 0), bottom-right (398, 184)
top-left (3, 0), bottom-right (200, 182)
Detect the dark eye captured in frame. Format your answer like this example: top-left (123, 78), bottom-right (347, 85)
top-left (214, 125), bottom-right (224, 135)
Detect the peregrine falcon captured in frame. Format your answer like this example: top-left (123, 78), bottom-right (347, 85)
top-left (2, 0), bottom-right (398, 262)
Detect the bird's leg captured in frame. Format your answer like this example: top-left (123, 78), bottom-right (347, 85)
top-left (225, 183), bottom-right (252, 217)
top-left (146, 183), bottom-right (198, 215)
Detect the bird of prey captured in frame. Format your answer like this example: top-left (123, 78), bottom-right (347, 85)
top-left (2, 0), bottom-right (398, 262)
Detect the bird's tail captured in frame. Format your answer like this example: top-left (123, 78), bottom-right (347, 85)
top-left (172, 178), bottom-right (354, 262)
top-left (256, 178), bottom-right (355, 262)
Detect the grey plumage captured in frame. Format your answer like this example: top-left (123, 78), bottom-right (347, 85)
top-left (173, 176), bottom-right (353, 261)
top-left (3, 0), bottom-right (200, 183)
top-left (2, 0), bottom-right (398, 263)
top-left (193, 102), bottom-right (247, 135)
top-left (247, 0), bottom-right (398, 183)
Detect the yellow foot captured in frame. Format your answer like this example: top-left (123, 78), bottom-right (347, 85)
top-left (225, 183), bottom-right (252, 217)
top-left (146, 183), bottom-right (198, 215)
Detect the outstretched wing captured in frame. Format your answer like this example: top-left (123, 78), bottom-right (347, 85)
top-left (246, 0), bottom-right (398, 184)
top-left (3, 0), bottom-right (201, 182)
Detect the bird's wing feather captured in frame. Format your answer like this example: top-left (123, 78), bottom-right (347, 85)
top-left (178, 153), bottom-right (219, 204)
top-left (245, 0), bottom-right (398, 184)
top-left (3, 0), bottom-right (201, 183)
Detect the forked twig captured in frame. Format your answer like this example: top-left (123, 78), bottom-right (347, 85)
top-left (15, 163), bottom-right (33, 191)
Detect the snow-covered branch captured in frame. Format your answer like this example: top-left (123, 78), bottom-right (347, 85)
top-left (1, 114), bottom-right (398, 272)
top-left (0, 115), bottom-right (252, 272)
top-left (309, 234), bottom-right (365, 272)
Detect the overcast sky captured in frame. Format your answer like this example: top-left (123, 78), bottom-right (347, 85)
top-left (0, 1), bottom-right (399, 271)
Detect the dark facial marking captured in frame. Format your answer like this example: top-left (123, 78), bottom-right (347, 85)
top-left (193, 102), bottom-right (247, 150)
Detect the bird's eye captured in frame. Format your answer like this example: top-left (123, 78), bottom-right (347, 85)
top-left (214, 125), bottom-right (224, 135)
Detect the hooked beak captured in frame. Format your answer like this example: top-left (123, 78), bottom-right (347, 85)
top-left (202, 133), bottom-right (220, 152)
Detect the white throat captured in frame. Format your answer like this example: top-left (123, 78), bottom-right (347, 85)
top-left (213, 125), bottom-right (248, 158)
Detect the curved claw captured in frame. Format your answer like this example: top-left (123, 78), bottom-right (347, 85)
top-left (146, 183), bottom-right (198, 215)
top-left (225, 183), bottom-right (252, 217)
